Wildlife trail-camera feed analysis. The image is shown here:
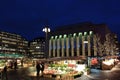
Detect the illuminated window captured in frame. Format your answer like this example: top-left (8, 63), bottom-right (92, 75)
top-left (89, 31), bottom-right (93, 35)
top-left (84, 32), bottom-right (87, 35)
top-left (64, 34), bottom-right (67, 38)
top-left (73, 33), bottom-right (76, 37)
top-left (69, 34), bottom-right (72, 37)
top-left (55, 36), bottom-right (57, 39)
top-left (51, 36), bottom-right (54, 39)
top-left (59, 35), bottom-right (62, 38)
top-left (78, 32), bottom-right (82, 36)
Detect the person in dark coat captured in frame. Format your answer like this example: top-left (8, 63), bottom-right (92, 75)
top-left (41, 62), bottom-right (45, 76)
top-left (10, 61), bottom-right (13, 69)
top-left (36, 62), bottom-right (41, 76)
top-left (21, 59), bottom-right (23, 67)
top-left (14, 61), bottom-right (17, 70)
top-left (3, 65), bottom-right (8, 80)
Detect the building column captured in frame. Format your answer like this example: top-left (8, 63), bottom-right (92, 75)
top-left (82, 36), bottom-right (85, 56)
top-left (71, 37), bottom-right (74, 56)
top-left (57, 39), bottom-right (60, 57)
top-left (66, 37), bottom-right (69, 57)
top-left (53, 39), bottom-right (55, 57)
top-left (76, 36), bottom-right (80, 56)
top-left (49, 39), bottom-right (52, 58)
top-left (61, 38), bottom-right (64, 57)
top-left (87, 35), bottom-right (91, 56)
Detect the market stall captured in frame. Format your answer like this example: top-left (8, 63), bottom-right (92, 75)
top-left (43, 56), bottom-right (87, 79)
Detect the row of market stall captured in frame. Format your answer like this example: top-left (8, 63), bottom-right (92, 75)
top-left (33, 56), bottom-right (89, 79)
top-left (34, 55), bottom-right (120, 79)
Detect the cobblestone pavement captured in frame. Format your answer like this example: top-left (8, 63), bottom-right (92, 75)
top-left (4, 62), bottom-right (120, 80)
top-left (75, 75), bottom-right (95, 80)
top-left (86, 62), bottom-right (120, 80)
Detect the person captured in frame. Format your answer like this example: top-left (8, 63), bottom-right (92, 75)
top-left (2, 65), bottom-right (8, 80)
top-left (36, 62), bottom-right (41, 76)
top-left (14, 61), bottom-right (17, 70)
top-left (21, 59), bottom-right (23, 67)
top-left (10, 61), bottom-right (13, 69)
top-left (41, 62), bottom-right (45, 77)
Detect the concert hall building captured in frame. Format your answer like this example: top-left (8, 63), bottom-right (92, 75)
top-left (47, 22), bottom-right (118, 59)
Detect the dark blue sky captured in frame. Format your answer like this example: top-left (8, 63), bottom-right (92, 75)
top-left (0, 0), bottom-right (120, 41)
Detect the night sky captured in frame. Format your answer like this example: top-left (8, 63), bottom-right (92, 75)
top-left (0, 0), bottom-right (120, 41)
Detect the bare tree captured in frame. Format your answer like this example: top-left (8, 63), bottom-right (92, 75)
top-left (104, 33), bottom-right (117, 56)
top-left (94, 34), bottom-right (104, 56)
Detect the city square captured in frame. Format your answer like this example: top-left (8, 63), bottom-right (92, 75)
top-left (0, 61), bottom-right (119, 80)
top-left (0, 0), bottom-right (120, 80)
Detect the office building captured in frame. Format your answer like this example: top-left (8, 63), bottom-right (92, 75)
top-left (0, 31), bottom-right (28, 58)
top-left (29, 37), bottom-right (45, 59)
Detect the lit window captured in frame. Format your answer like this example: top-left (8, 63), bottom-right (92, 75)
top-left (51, 36), bottom-right (54, 39)
top-left (64, 34), bottom-right (67, 38)
top-left (59, 35), bottom-right (62, 38)
top-left (78, 32), bottom-right (82, 36)
top-left (89, 31), bottom-right (93, 35)
top-left (55, 36), bottom-right (58, 39)
top-left (84, 32), bottom-right (87, 35)
top-left (73, 33), bottom-right (76, 37)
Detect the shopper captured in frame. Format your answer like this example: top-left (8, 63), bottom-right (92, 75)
top-left (36, 62), bottom-right (41, 76)
top-left (41, 62), bottom-right (45, 77)
top-left (21, 59), bottom-right (24, 67)
top-left (14, 61), bottom-right (17, 70)
top-left (3, 65), bottom-right (8, 80)
top-left (10, 61), bottom-right (13, 69)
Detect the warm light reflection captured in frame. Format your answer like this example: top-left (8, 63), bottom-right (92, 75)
top-left (76, 64), bottom-right (86, 72)
top-left (103, 59), bottom-right (114, 65)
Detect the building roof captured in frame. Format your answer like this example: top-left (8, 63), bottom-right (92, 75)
top-left (49, 22), bottom-right (111, 37)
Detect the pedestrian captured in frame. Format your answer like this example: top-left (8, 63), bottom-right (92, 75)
top-left (2, 65), bottom-right (8, 80)
top-left (10, 61), bottom-right (13, 69)
top-left (36, 62), bottom-right (41, 76)
top-left (14, 61), bottom-right (17, 70)
top-left (21, 59), bottom-right (23, 67)
top-left (41, 62), bottom-right (45, 77)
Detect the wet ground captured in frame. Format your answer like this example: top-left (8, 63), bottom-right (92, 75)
top-left (2, 62), bottom-right (120, 80)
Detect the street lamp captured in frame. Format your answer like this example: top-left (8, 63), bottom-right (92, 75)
top-left (42, 26), bottom-right (50, 59)
top-left (42, 27), bottom-right (51, 41)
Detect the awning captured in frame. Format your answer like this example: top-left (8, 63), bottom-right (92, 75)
top-left (47, 56), bottom-right (86, 61)
top-left (0, 53), bottom-right (24, 58)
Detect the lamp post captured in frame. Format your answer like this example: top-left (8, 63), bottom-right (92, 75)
top-left (42, 26), bottom-right (50, 59)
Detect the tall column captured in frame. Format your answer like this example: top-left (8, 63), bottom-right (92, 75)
top-left (82, 36), bottom-right (85, 56)
top-left (57, 39), bottom-right (60, 57)
top-left (49, 39), bottom-right (52, 57)
top-left (76, 36), bottom-right (80, 56)
top-left (71, 37), bottom-right (74, 56)
top-left (53, 39), bottom-right (55, 57)
top-left (93, 35), bottom-right (97, 56)
top-left (87, 35), bottom-right (91, 56)
top-left (66, 37), bottom-right (69, 57)
top-left (61, 38), bottom-right (64, 57)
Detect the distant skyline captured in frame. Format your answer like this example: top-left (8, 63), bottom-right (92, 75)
top-left (0, 0), bottom-right (120, 41)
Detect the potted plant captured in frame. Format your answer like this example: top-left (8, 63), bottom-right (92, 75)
top-left (73, 71), bottom-right (83, 78)
top-left (84, 67), bottom-right (91, 75)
